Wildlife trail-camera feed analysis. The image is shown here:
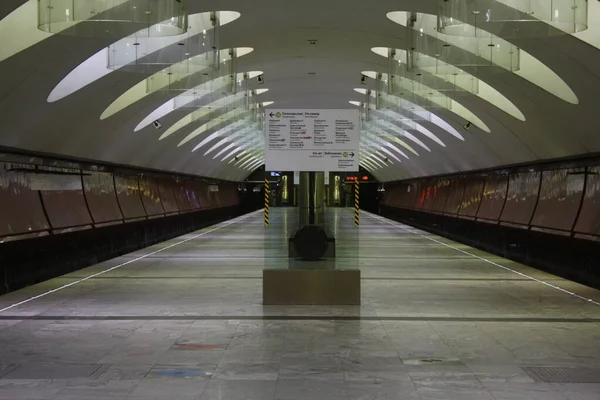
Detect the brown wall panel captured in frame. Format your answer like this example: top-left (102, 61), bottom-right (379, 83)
top-left (138, 176), bottom-right (165, 217)
top-left (194, 182), bottom-right (210, 208)
top-left (220, 185), bottom-right (240, 207)
top-left (459, 177), bottom-right (485, 218)
top-left (395, 183), bottom-right (416, 209)
top-left (158, 178), bottom-right (179, 214)
top-left (531, 169), bottom-right (585, 232)
top-left (411, 182), bottom-right (424, 209)
top-left (444, 180), bottom-right (465, 215)
top-left (476, 175), bottom-right (508, 221)
top-left (173, 179), bottom-right (192, 212)
top-left (382, 184), bottom-right (397, 207)
top-left (574, 167), bottom-right (600, 236)
top-left (82, 171), bottom-right (123, 225)
top-left (500, 172), bottom-right (541, 226)
top-left (39, 167), bottom-right (93, 231)
top-left (207, 189), bottom-right (220, 208)
top-left (114, 175), bottom-right (146, 220)
top-left (431, 180), bottom-right (451, 213)
top-left (0, 163), bottom-right (50, 238)
top-left (186, 181), bottom-right (202, 209)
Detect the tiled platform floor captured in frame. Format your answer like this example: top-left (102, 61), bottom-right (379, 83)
top-left (0, 208), bottom-right (599, 399)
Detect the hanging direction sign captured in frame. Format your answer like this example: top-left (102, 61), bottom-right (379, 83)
top-left (265, 109), bottom-right (360, 172)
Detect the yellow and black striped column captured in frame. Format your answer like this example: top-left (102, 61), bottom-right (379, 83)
top-left (354, 180), bottom-right (360, 227)
top-left (264, 179), bottom-right (270, 226)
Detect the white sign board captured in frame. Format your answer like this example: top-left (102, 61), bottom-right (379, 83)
top-left (265, 109), bottom-right (359, 172)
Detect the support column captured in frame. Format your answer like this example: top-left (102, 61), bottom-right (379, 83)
top-left (298, 171), bottom-right (325, 227)
top-left (354, 180), bottom-right (360, 226)
top-left (264, 177), bottom-right (270, 226)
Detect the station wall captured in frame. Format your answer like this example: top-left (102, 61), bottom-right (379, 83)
top-left (381, 163), bottom-right (600, 288)
top-left (383, 165), bottom-right (600, 240)
top-left (0, 161), bottom-right (245, 295)
top-left (0, 162), bottom-right (240, 242)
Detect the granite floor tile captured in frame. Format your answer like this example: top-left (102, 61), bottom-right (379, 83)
top-left (0, 210), bottom-right (598, 400)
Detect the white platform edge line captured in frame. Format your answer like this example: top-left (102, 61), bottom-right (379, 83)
top-left (0, 210), bottom-right (263, 314)
top-left (364, 211), bottom-right (600, 307)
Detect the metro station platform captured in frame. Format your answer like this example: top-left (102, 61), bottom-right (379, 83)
top-left (0, 208), bottom-right (599, 400)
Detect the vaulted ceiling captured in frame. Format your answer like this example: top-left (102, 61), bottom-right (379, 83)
top-left (1, 0), bottom-right (600, 182)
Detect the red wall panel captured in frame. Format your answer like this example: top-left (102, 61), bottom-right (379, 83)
top-left (0, 163), bottom-right (50, 238)
top-left (158, 178), bottom-right (179, 214)
top-left (82, 171), bottom-right (123, 225)
top-left (114, 175), bottom-right (146, 220)
top-left (411, 182), bottom-right (424, 209)
top-left (138, 176), bottom-right (165, 217)
top-left (458, 177), bottom-right (484, 218)
top-left (500, 172), bottom-right (541, 226)
top-left (419, 181), bottom-right (439, 211)
top-left (39, 167), bottom-right (93, 231)
top-left (531, 169), bottom-right (585, 232)
top-left (574, 167), bottom-right (600, 237)
top-left (476, 175), bottom-right (508, 222)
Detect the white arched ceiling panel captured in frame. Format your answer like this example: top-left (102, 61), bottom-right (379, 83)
top-left (574, 1), bottom-right (600, 50)
top-left (160, 92), bottom-right (249, 140)
top-left (371, 47), bottom-right (526, 121)
top-left (361, 71), bottom-right (491, 133)
top-left (375, 108), bottom-right (446, 147)
top-left (187, 110), bottom-right (252, 149)
top-left (0, 1), bottom-right (52, 63)
top-left (372, 119), bottom-right (432, 152)
top-left (354, 89), bottom-right (465, 141)
top-left (100, 47), bottom-right (254, 120)
top-left (204, 126), bottom-right (258, 156)
top-left (136, 72), bottom-right (263, 131)
top-left (386, 11), bottom-right (578, 105)
top-left (48, 12), bottom-right (242, 102)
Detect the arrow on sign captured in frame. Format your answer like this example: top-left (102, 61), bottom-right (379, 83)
top-left (350, 152), bottom-right (355, 157)
top-left (269, 112), bottom-right (275, 117)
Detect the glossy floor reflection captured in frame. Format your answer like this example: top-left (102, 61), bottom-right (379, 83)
top-left (0, 208), bottom-right (599, 399)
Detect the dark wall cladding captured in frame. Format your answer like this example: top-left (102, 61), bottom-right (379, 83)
top-left (383, 163), bottom-right (600, 240)
top-left (476, 175), bottom-right (508, 222)
top-left (158, 177), bottom-right (179, 215)
top-left (575, 166), bottom-right (600, 237)
top-left (173, 178), bottom-right (192, 212)
top-left (444, 180), bottom-right (465, 215)
top-left (115, 175), bottom-right (146, 220)
top-left (186, 181), bottom-right (202, 209)
top-left (431, 180), bottom-right (450, 213)
top-left (531, 169), bottom-right (585, 232)
top-left (39, 167), bottom-right (93, 232)
top-left (138, 176), bottom-right (165, 217)
top-left (0, 164), bottom-right (241, 243)
top-left (0, 163), bottom-right (50, 238)
top-left (500, 172), bottom-right (541, 226)
top-left (82, 171), bottom-right (123, 225)
top-left (458, 177), bottom-right (484, 218)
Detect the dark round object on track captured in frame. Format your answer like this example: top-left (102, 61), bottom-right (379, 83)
top-left (294, 225), bottom-right (329, 261)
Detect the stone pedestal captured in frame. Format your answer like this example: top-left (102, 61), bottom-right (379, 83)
top-left (263, 269), bottom-right (361, 305)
